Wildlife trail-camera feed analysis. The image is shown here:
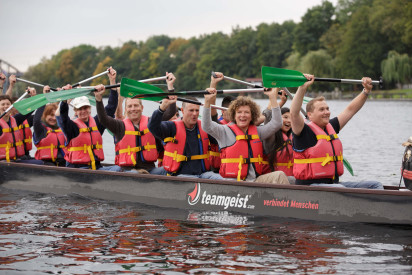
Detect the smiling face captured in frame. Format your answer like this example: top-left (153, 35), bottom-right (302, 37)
top-left (181, 103), bottom-right (199, 129)
top-left (125, 98), bottom-right (143, 123)
top-left (0, 98), bottom-right (12, 121)
top-left (281, 111), bottom-right (291, 133)
top-left (74, 106), bottom-right (91, 122)
top-left (308, 100), bottom-right (330, 128)
top-left (235, 105), bottom-right (252, 132)
top-left (45, 113), bottom-right (57, 126)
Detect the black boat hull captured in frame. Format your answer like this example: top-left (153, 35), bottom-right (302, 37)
top-left (1, 162), bottom-right (412, 224)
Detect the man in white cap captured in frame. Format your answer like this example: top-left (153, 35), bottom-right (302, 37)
top-left (56, 67), bottom-right (121, 171)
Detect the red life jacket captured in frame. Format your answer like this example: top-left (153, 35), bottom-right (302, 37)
top-left (115, 116), bottom-right (158, 167)
top-left (209, 142), bottom-right (221, 169)
top-left (35, 125), bottom-right (67, 162)
top-left (274, 132), bottom-right (294, 176)
top-left (220, 118), bottom-right (229, 125)
top-left (64, 117), bottom-right (104, 170)
top-left (19, 119), bottom-right (32, 153)
top-left (293, 121), bottom-right (344, 180)
top-left (220, 124), bottom-right (269, 181)
top-left (0, 117), bottom-right (25, 161)
top-left (162, 120), bottom-right (210, 174)
top-left (218, 115), bottom-right (230, 125)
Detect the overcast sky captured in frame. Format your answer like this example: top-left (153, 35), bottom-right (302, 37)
top-left (1, 0), bottom-right (337, 72)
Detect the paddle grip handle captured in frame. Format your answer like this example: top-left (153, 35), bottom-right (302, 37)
top-left (90, 84), bottom-right (120, 92)
top-left (315, 77), bottom-right (382, 86)
top-left (104, 84), bottom-right (120, 89)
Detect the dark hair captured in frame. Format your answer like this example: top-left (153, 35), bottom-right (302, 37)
top-left (221, 96), bottom-right (235, 108)
top-left (268, 107), bottom-right (292, 171)
top-left (0, 95), bottom-right (12, 104)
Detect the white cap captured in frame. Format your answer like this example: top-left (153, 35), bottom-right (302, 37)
top-left (71, 96), bottom-right (91, 109)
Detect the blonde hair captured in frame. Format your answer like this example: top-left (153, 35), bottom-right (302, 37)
top-left (228, 96), bottom-right (261, 125)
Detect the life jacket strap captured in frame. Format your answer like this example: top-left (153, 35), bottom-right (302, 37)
top-left (235, 134), bottom-right (260, 141)
top-left (294, 152), bottom-right (343, 166)
top-left (316, 134), bottom-right (338, 141)
top-left (221, 154), bottom-right (268, 181)
top-left (164, 150), bottom-right (209, 162)
top-left (67, 143), bottom-right (103, 170)
top-left (275, 161), bottom-right (294, 169)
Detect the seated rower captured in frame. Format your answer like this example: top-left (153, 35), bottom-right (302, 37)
top-left (148, 95), bottom-right (223, 179)
top-left (33, 86), bottom-right (67, 166)
top-left (7, 76), bottom-right (35, 160)
top-left (290, 73), bottom-right (383, 189)
top-left (95, 72), bottom-right (177, 174)
top-left (56, 67), bottom-right (121, 171)
top-left (201, 88), bottom-right (289, 184)
top-left (267, 107), bottom-right (295, 180)
top-left (0, 94), bottom-right (41, 164)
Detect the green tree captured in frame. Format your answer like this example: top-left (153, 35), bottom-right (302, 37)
top-left (381, 51), bottom-right (411, 88)
top-left (254, 21), bottom-right (296, 75)
top-left (335, 5), bottom-right (384, 79)
top-left (293, 1), bottom-right (335, 55)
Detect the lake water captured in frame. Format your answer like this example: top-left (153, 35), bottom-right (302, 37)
top-left (1, 98), bottom-right (412, 274)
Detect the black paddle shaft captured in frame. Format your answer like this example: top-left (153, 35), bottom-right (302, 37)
top-left (314, 77), bottom-right (383, 88)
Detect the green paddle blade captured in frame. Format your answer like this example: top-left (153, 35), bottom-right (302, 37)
top-left (120, 78), bottom-right (165, 101)
top-left (288, 92), bottom-right (312, 104)
top-left (45, 87), bottom-right (93, 103)
top-left (13, 94), bottom-right (48, 115)
top-left (86, 94), bottom-right (97, 106)
top-left (343, 157), bottom-right (354, 176)
top-left (262, 66), bottom-right (308, 88)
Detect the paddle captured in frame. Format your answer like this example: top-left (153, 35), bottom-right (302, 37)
top-left (211, 71), bottom-right (309, 113)
top-left (12, 93), bottom-right (49, 115)
top-left (120, 78), bottom-right (264, 100)
top-left (14, 84), bottom-right (119, 115)
top-left (211, 72), bottom-right (355, 175)
top-left (169, 97), bottom-right (227, 111)
top-left (261, 66), bottom-right (383, 88)
top-left (16, 78), bottom-right (58, 91)
top-left (0, 90), bottom-right (30, 119)
top-left (71, 69), bottom-right (109, 88)
top-left (14, 76), bottom-right (168, 115)
top-left (343, 158), bottom-right (354, 176)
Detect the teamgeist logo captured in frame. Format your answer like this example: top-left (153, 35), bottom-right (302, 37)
top-left (187, 183), bottom-right (253, 210)
top-left (188, 183), bottom-right (201, 205)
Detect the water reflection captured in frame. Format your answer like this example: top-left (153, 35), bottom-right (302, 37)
top-left (1, 189), bottom-right (412, 274)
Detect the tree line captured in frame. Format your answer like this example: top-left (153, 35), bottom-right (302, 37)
top-left (23, 0), bottom-right (411, 93)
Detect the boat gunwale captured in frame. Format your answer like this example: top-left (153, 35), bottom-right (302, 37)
top-left (1, 161), bottom-right (411, 197)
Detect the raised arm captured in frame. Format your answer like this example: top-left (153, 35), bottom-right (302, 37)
top-left (257, 88), bottom-right (282, 140)
top-left (202, 88), bottom-right (228, 141)
top-left (337, 77), bottom-right (372, 130)
top-left (209, 72), bottom-right (224, 117)
top-left (0, 73), bottom-right (6, 94)
top-left (5, 74), bottom-right (16, 97)
top-left (148, 96), bottom-right (178, 140)
top-left (290, 74), bottom-right (314, 136)
top-left (94, 84), bottom-right (124, 137)
top-left (162, 72), bottom-right (177, 120)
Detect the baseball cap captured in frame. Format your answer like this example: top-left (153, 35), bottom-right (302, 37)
top-left (71, 96), bottom-right (91, 109)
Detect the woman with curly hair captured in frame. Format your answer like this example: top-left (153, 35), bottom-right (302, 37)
top-left (202, 88), bottom-right (289, 184)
